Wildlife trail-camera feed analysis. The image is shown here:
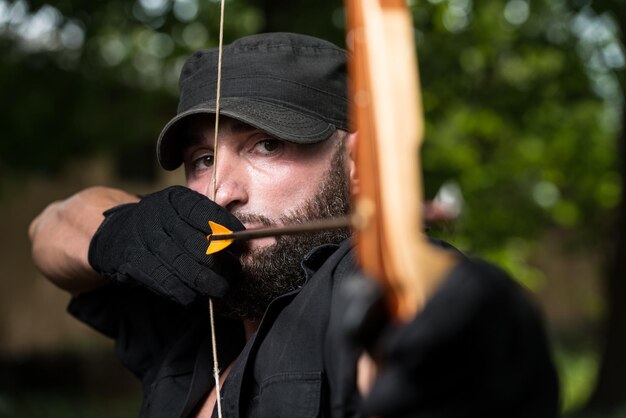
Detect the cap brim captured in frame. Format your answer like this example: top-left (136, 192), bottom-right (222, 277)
top-left (157, 97), bottom-right (336, 170)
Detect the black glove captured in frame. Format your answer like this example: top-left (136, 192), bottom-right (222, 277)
top-left (88, 185), bottom-right (245, 305)
top-left (360, 259), bottom-right (560, 418)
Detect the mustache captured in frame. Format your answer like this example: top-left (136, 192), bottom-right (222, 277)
top-left (233, 212), bottom-right (274, 227)
top-left (229, 212), bottom-right (276, 255)
top-left (233, 208), bottom-right (319, 230)
top-left (231, 209), bottom-right (317, 255)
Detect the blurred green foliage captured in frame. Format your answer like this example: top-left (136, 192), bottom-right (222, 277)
top-left (556, 344), bottom-right (600, 413)
top-left (415, 0), bottom-right (623, 288)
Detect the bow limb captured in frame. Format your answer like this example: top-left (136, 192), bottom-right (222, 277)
top-left (345, 0), bottom-right (457, 322)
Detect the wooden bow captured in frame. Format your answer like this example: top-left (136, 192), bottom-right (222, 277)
top-left (205, 4), bottom-right (458, 414)
top-left (345, 0), bottom-right (457, 322)
top-left (205, 0), bottom-right (457, 323)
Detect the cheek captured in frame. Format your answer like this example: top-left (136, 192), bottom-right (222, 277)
top-left (251, 164), bottom-right (325, 216)
top-left (186, 175), bottom-right (211, 197)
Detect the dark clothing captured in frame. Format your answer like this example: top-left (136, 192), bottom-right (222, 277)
top-left (69, 240), bottom-right (559, 418)
top-left (70, 242), bottom-right (359, 417)
top-left (355, 258), bottom-right (560, 418)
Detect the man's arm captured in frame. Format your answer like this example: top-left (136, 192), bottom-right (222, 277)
top-left (358, 257), bottom-right (560, 418)
top-left (28, 186), bottom-right (139, 294)
top-left (32, 185), bottom-right (246, 305)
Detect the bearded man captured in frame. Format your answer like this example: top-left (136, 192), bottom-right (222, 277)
top-left (29, 33), bottom-right (559, 418)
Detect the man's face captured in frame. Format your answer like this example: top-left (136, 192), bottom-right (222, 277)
top-left (183, 116), bottom-right (343, 244)
top-left (181, 115), bottom-right (352, 319)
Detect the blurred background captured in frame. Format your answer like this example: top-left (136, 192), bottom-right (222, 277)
top-left (0, 0), bottom-right (624, 416)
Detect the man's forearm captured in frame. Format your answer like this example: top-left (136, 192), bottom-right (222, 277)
top-left (29, 186), bottom-right (140, 294)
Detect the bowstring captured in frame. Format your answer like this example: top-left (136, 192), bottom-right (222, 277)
top-left (209, 0), bottom-right (226, 416)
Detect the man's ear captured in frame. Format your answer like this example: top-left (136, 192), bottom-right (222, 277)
top-left (345, 131), bottom-right (359, 194)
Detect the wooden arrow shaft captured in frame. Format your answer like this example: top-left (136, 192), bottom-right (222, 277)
top-left (210, 215), bottom-right (355, 242)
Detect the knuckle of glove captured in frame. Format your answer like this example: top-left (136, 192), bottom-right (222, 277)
top-left (212, 207), bottom-right (245, 233)
top-left (154, 185), bottom-right (246, 237)
top-left (167, 186), bottom-right (244, 234)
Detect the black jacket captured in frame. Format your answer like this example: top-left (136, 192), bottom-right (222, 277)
top-left (69, 240), bottom-right (559, 418)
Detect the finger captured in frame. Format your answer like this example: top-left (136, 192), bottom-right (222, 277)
top-left (168, 186), bottom-right (244, 232)
top-left (153, 235), bottom-right (233, 297)
top-left (155, 217), bottom-right (217, 264)
top-left (158, 212), bottom-right (243, 271)
top-left (190, 198), bottom-right (245, 232)
top-left (122, 249), bottom-right (197, 305)
top-left (193, 267), bottom-right (231, 298)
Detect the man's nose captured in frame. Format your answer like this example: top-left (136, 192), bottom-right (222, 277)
top-left (211, 163), bottom-right (248, 212)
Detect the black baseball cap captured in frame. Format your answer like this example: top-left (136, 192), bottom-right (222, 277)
top-left (157, 32), bottom-right (349, 170)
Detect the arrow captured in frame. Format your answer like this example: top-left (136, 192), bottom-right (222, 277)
top-left (206, 213), bottom-right (367, 255)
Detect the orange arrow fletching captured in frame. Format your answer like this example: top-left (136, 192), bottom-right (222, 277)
top-left (206, 221), bottom-right (234, 255)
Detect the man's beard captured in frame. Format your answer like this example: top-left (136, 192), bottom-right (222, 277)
top-left (216, 148), bottom-right (351, 321)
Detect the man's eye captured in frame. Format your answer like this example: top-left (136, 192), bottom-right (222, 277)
top-left (256, 139), bottom-right (282, 154)
top-left (192, 155), bottom-right (214, 170)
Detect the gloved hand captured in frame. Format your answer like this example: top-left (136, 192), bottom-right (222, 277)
top-left (88, 185), bottom-right (244, 305)
top-left (360, 259), bottom-right (559, 418)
